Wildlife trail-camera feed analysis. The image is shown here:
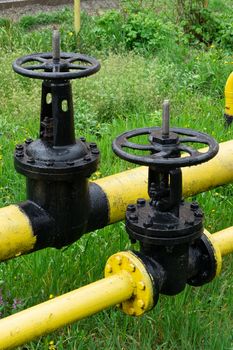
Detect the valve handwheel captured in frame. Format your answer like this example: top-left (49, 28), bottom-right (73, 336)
top-left (13, 31), bottom-right (100, 80)
top-left (112, 101), bottom-right (219, 168)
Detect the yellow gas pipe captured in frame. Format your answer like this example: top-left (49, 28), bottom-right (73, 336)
top-left (0, 205), bottom-right (36, 261)
top-left (210, 226), bottom-right (233, 257)
top-left (0, 252), bottom-right (154, 350)
top-left (95, 140), bottom-right (233, 223)
top-left (0, 227), bottom-right (233, 349)
top-left (225, 72), bottom-right (233, 121)
top-left (0, 140), bottom-right (233, 262)
top-left (74, 0), bottom-right (81, 34)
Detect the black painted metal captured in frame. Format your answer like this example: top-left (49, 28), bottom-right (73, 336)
top-left (19, 201), bottom-right (56, 249)
top-left (224, 113), bottom-right (233, 127)
top-left (87, 182), bottom-right (109, 232)
top-left (13, 44), bottom-right (101, 248)
top-left (113, 121), bottom-right (219, 295)
top-left (13, 52), bottom-right (100, 80)
top-left (188, 234), bottom-right (217, 286)
top-left (112, 127), bottom-right (219, 168)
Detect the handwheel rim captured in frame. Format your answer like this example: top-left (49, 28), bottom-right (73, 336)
top-left (112, 127), bottom-right (219, 168)
top-left (13, 52), bottom-right (101, 80)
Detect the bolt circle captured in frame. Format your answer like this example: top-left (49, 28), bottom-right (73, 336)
top-left (105, 252), bottom-right (154, 317)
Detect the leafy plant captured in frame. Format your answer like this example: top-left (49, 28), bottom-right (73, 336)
top-left (175, 0), bottom-right (233, 48)
top-left (122, 11), bottom-right (172, 53)
top-left (19, 8), bottom-right (72, 30)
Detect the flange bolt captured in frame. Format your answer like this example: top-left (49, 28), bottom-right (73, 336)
top-left (129, 214), bottom-right (138, 222)
top-left (25, 138), bottom-right (33, 145)
top-left (143, 220), bottom-right (153, 228)
top-left (191, 202), bottom-right (199, 210)
top-left (84, 155), bottom-right (91, 162)
top-left (16, 144), bottom-right (23, 151)
top-left (127, 204), bottom-right (136, 212)
top-left (90, 143), bottom-right (97, 149)
top-left (91, 149), bottom-right (100, 155)
top-left (137, 198), bottom-right (146, 206)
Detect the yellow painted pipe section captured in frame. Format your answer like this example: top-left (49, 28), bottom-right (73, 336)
top-left (94, 140), bottom-right (233, 223)
top-left (225, 72), bottom-right (233, 117)
top-left (0, 272), bottom-right (133, 350)
top-left (0, 140), bottom-right (232, 262)
top-left (211, 226), bottom-right (233, 257)
top-left (74, 0), bottom-right (81, 34)
top-left (0, 205), bottom-right (36, 261)
top-left (204, 227), bottom-right (233, 277)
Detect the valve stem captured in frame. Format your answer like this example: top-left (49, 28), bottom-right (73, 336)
top-left (52, 30), bottom-right (61, 67)
top-left (162, 100), bottom-right (170, 138)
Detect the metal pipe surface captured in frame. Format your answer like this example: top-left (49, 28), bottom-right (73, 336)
top-left (0, 205), bottom-right (36, 261)
top-left (225, 72), bottom-right (233, 120)
top-left (211, 226), bottom-right (233, 257)
top-left (0, 140), bottom-right (233, 261)
top-left (95, 140), bottom-right (233, 224)
top-left (74, 0), bottom-right (81, 33)
top-left (0, 272), bottom-right (133, 350)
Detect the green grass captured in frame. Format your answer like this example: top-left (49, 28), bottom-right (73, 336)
top-left (0, 2), bottom-right (233, 349)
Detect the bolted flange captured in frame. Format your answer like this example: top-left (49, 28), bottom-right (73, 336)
top-left (105, 251), bottom-right (155, 316)
top-left (12, 30), bottom-right (101, 248)
top-left (112, 100), bottom-right (219, 295)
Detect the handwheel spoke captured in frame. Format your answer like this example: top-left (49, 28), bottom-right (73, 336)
top-left (179, 136), bottom-right (198, 143)
top-left (22, 64), bottom-right (46, 71)
top-left (23, 57), bottom-right (48, 64)
top-left (67, 57), bottom-right (81, 63)
top-left (67, 64), bottom-right (89, 70)
top-left (122, 140), bottom-right (154, 151)
top-left (34, 57), bottom-right (47, 63)
top-left (179, 136), bottom-right (209, 144)
top-left (178, 145), bottom-right (202, 156)
top-left (151, 150), bottom-right (171, 159)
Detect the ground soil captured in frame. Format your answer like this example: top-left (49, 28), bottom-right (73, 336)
top-left (0, 0), bottom-right (119, 20)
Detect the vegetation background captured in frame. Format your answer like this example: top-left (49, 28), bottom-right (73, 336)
top-left (0, 0), bottom-right (233, 348)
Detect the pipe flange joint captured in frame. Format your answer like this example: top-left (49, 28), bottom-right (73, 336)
top-left (203, 230), bottom-right (222, 277)
top-left (188, 231), bottom-right (222, 287)
top-left (105, 251), bottom-right (155, 316)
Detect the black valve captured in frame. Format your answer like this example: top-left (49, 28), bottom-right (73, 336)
top-left (13, 31), bottom-right (101, 249)
top-left (113, 100), bottom-right (219, 295)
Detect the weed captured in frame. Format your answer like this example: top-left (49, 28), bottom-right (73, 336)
top-left (0, 3), bottom-right (232, 349)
